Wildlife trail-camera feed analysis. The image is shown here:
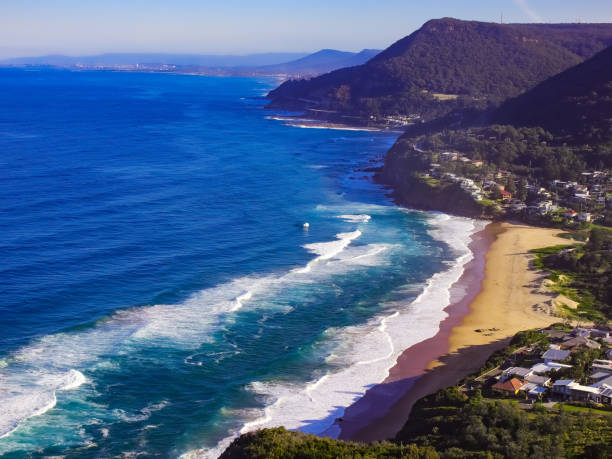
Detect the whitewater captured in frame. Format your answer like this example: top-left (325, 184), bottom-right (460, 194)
top-left (187, 214), bottom-right (485, 458)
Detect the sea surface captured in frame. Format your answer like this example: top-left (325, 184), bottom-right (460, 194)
top-left (0, 69), bottom-right (482, 457)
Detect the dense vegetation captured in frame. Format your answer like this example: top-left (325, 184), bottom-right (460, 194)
top-left (221, 405), bottom-right (612, 459)
top-left (390, 124), bottom-right (610, 181)
top-left (219, 428), bottom-right (438, 459)
top-left (554, 347), bottom-right (606, 385)
top-left (396, 387), bottom-right (612, 458)
top-left (379, 43), bottom-right (611, 221)
top-left (493, 45), bottom-right (612, 146)
top-left (268, 19), bottom-right (612, 120)
top-left (532, 228), bottom-right (612, 320)
top-left (508, 23), bottom-right (612, 59)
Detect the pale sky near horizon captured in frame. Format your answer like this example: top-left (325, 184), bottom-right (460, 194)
top-left (1, 0), bottom-right (612, 58)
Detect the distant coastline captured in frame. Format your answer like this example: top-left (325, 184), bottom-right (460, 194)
top-left (0, 48), bottom-right (381, 81)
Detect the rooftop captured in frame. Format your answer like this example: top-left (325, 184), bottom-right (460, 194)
top-left (493, 378), bottom-right (524, 392)
top-left (503, 367), bottom-right (532, 378)
top-left (542, 348), bottom-right (570, 361)
top-left (525, 374), bottom-right (550, 385)
top-left (553, 379), bottom-right (575, 386)
top-left (531, 362), bottom-right (572, 374)
top-left (562, 337), bottom-right (600, 349)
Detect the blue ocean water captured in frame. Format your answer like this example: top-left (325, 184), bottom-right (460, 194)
top-left (0, 69), bottom-right (479, 457)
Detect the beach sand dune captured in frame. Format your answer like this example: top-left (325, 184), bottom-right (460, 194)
top-left (338, 222), bottom-right (571, 442)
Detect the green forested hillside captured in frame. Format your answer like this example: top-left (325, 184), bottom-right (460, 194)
top-left (394, 386), bottom-right (612, 458)
top-left (219, 428), bottom-right (438, 459)
top-left (509, 23), bottom-right (612, 58)
top-left (268, 19), bottom-right (612, 120)
top-left (493, 45), bottom-right (612, 146)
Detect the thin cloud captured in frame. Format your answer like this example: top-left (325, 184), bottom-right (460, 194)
top-left (513, 0), bottom-right (543, 22)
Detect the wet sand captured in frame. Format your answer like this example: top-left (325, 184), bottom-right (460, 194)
top-left (337, 222), bottom-right (567, 442)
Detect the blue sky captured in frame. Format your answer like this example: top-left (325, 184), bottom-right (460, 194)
top-left (1, 0), bottom-right (611, 58)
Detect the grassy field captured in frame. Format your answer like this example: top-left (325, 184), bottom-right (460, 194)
top-left (431, 93), bottom-right (459, 100)
top-left (556, 403), bottom-right (612, 416)
top-left (530, 242), bottom-right (606, 322)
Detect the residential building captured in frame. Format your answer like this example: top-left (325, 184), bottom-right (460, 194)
top-left (552, 379), bottom-right (575, 396)
top-left (561, 336), bottom-right (601, 351)
top-left (542, 348), bottom-right (570, 362)
top-left (493, 378), bottom-right (524, 396)
top-left (524, 374), bottom-right (551, 387)
top-left (501, 367), bottom-right (533, 381)
top-left (531, 362), bottom-right (572, 374)
top-left (592, 359), bottom-right (612, 374)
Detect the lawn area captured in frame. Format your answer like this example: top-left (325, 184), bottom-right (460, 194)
top-left (419, 174), bottom-right (441, 188)
top-left (555, 403), bottom-right (612, 416)
top-left (432, 92), bottom-right (459, 100)
top-left (530, 242), bottom-right (606, 322)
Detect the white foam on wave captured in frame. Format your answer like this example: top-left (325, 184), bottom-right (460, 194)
top-left (0, 369), bottom-right (87, 439)
top-left (194, 214), bottom-right (486, 458)
top-left (294, 231), bottom-right (361, 274)
top-left (115, 400), bottom-right (170, 423)
top-left (264, 116), bottom-right (305, 122)
top-left (305, 165), bottom-right (327, 169)
top-left (337, 214), bottom-right (371, 223)
top-left (338, 243), bottom-right (390, 267)
top-left (0, 222), bottom-right (390, 441)
top-left (283, 123), bottom-right (381, 132)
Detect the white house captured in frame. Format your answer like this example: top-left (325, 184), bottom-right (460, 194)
top-left (531, 362), bottom-right (572, 374)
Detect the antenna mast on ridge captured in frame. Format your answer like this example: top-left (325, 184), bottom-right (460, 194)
top-left (500, 12), bottom-right (504, 24)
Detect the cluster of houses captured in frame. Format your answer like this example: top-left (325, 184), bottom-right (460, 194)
top-left (490, 327), bottom-right (612, 406)
top-left (424, 148), bottom-right (611, 223)
top-left (369, 113), bottom-right (420, 127)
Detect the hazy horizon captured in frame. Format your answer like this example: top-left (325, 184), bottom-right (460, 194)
top-left (2, 0), bottom-right (612, 59)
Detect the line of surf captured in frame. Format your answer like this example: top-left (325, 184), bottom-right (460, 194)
top-left (0, 222), bottom-right (373, 441)
top-left (193, 213), bottom-right (486, 458)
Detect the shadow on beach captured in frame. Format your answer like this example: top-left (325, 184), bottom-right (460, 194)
top-left (335, 337), bottom-right (511, 443)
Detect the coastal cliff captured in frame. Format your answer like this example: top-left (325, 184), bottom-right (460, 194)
top-left (378, 143), bottom-right (497, 219)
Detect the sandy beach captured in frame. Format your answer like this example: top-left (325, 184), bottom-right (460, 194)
top-left (264, 115), bottom-right (394, 132)
top-left (338, 221), bottom-right (571, 442)
top-left (284, 120), bottom-right (384, 132)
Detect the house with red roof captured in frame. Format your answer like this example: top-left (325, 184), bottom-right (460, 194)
top-left (492, 377), bottom-right (524, 396)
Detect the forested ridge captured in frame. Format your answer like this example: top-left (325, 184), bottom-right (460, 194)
top-left (268, 18), bottom-right (612, 121)
top-left (493, 45), bottom-right (612, 146)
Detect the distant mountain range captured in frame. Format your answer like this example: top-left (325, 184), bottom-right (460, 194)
top-left (268, 18), bottom-right (612, 120)
top-left (0, 49), bottom-right (381, 78)
top-left (493, 44), bottom-right (612, 145)
top-left (252, 49), bottom-right (380, 76)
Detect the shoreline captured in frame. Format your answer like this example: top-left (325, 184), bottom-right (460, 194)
top-left (333, 221), bottom-right (493, 440)
top-left (337, 221), bottom-right (568, 442)
top-left (264, 114), bottom-right (406, 133)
